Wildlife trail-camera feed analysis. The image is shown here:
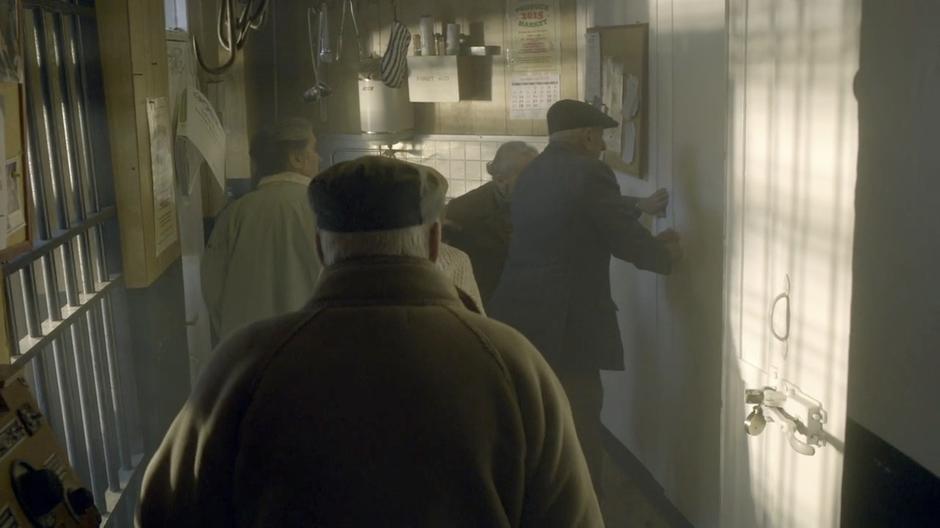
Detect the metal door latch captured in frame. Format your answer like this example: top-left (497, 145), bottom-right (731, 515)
top-left (743, 383), bottom-right (827, 456)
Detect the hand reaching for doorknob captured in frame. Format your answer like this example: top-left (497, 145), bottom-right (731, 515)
top-left (637, 188), bottom-right (670, 215)
top-left (656, 228), bottom-right (684, 264)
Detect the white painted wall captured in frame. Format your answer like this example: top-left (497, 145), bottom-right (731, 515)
top-left (578, 1), bottom-right (727, 526)
top-left (849, 0), bottom-right (940, 476)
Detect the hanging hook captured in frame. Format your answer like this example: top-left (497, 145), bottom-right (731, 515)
top-left (194, 0), bottom-right (270, 75)
top-left (194, 0), bottom-right (238, 75)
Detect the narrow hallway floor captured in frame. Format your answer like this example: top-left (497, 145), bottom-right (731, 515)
top-left (599, 448), bottom-right (674, 527)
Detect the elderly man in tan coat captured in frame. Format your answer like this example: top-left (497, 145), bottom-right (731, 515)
top-left (201, 118), bottom-right (323, 341)
top-left (137, 156), bottom-right (602, 527)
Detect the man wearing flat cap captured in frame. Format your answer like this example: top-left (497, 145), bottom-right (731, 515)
top-left (490, 100), bottom-right (683, 503)
top-left (138, 156), bottom-right (603, 527)
top-left (201, 118), bottom-right (323, 343)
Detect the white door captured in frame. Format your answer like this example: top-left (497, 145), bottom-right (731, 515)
top-left (720, 0), bottom-right (861, 526)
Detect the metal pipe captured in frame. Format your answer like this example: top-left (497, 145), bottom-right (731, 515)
top-left (68, 323), bottom-right (107, 510)
top-left (19, 267), bottom-right (44, 339)
top-left (85, 311), bottom-right (120, 492)
top-left (99, 296), bottom-right (130, 470)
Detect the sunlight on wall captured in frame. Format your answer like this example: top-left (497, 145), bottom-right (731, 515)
top-left (586, 0), bottom-right (728, 526)
top-left (723, 0), bottom-right (860, 526)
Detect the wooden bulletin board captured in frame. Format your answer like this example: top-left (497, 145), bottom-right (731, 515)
top-left (1, 82), bottom-right (31, 257)
top-left (1, 0), bottom-right (30, 255)
top-left (1, 0), bottom-right (32, 364)
top-left (588, 24), bottom-right (649, 178)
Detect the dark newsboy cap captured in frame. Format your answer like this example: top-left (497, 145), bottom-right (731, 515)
top-left (547, 99), bottom-right (619, 135)
top-left (309, 156), bottom-right (448, 232)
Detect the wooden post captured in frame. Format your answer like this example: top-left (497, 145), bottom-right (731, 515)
top-left (97, 0), bottom-right (180, 288)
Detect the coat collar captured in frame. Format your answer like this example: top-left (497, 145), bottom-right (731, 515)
top-left (258, 171), bottom-right (312, 188)
top-left (308, 256), bottom-right (474, 312)
top-left (545, 140), bottom-right (597, 160)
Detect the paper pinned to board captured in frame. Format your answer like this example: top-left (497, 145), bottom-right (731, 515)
top-left (147, 97), bottom-right (179, 257)
top-left (622, 121), bottom-right (636, 165)
top-left (0, 0), bottom-right (22, 83)
top-left (166, 36), bottom-right (204, 196)
top-left (0, 99), bottom-right (6, 251)
top-left (5, 159), bottom-right (23, 235)
top-left (177, 87), bottom-right (226, 192)
top-left (510, 73), bottom-right (561, 120)
top-left (624, 74), bottom-right (640, 119)
top-left (585, 32), bottom-right (602, 106)
top-left (602, 58), bottom-right (624, 156)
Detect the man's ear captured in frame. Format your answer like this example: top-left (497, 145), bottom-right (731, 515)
top-left (428, 222), bottom-right (442, 263)
top-left (315, 230), bottom-right (325, 265)
top-left (288, 149), bottom-right (305, 172)
top-left (582, 128), bottom-right (596, 148)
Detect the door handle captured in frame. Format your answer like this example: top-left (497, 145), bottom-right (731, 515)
top-left (764, 405), bottom-right (816, 456)
top-left (743, 384), bottom-right (824, 456)
top-left (770, 274), bottom-right (791, 342)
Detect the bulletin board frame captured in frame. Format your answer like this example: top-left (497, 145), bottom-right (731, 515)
top-left (1, 0), bottom-right (32, 260)
top-left (1, 0), bottom-right (34, 365)
top-left (1, 81), bottom-right (33, 260)
top-left (587, 24), bottom-right (649, 178)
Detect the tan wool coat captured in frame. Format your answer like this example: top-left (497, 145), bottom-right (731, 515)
top-left (201, 172), bottom-right (322, 340)
top-left (139, 257), bottom-right (602, 527)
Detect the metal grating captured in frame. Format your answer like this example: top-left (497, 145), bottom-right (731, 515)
top-left (8, 1), bottom-right (144, 526)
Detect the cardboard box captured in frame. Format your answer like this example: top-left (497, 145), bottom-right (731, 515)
top-left (0, 374), bottom-right (101, 527)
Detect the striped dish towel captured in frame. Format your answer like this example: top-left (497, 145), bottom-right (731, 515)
top-left (381, 20), bottom-right (411, 88)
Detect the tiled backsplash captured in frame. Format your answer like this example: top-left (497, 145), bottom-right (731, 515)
top-left (320, 135), bottom-right (549, 199)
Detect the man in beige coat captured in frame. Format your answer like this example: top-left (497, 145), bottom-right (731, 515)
top-left (201, 118), bottom-right (322, 341)
top-left (138, 156), bottom-right (603, 527)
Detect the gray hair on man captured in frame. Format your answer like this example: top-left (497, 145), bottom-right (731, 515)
top-left (317, 223), bottom-right (436, 267)
top-left (548, 128), bottom-right (591, 145)
top-left (486, 141), bottom-right (538, 182)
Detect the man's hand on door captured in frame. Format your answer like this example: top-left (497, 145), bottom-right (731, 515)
top-left (637, 188), bottom-right (670, 215)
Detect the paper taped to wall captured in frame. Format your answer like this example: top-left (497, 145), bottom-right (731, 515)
top-left (147, 97), bottom-right (179, 257)
top-left (0, 98), bottom-right (6, 250)
top-left (602, 58), bottom-right (624, 156)
top-left (585, 32), bottom-right (601, 106)
top-left (167, 35), bottom-right (204, 196)
top-left (622, 121), bottom-right (636, 164)
top-left (177, 87), bottom-right (226, 192)
top-left (5, 159), bottom-right (23, 235)
top-left (507, 0), bottom-right (561, 120)
top-left (624, 74), bottom-right (640, 119)
top-left (510, 73), bottom-right (560, 120)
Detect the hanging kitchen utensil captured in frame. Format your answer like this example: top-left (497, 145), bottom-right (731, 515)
top-left (194, 0), bottom-right (269, 74)
top-left (337, 0), bottom-right (366, 62)
top-left (318, 2), bottom-right (334, 64)
top-left (304, 6), bottom-right (333, 104)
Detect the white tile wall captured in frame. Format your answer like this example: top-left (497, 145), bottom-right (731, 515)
top-left (319, 135), bottom-right (549, 200)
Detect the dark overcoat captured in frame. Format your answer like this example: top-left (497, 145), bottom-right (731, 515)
top-left (490, 143), bottom-right (671, 371)
top-left (444, 180), bottom-right (513, 306)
